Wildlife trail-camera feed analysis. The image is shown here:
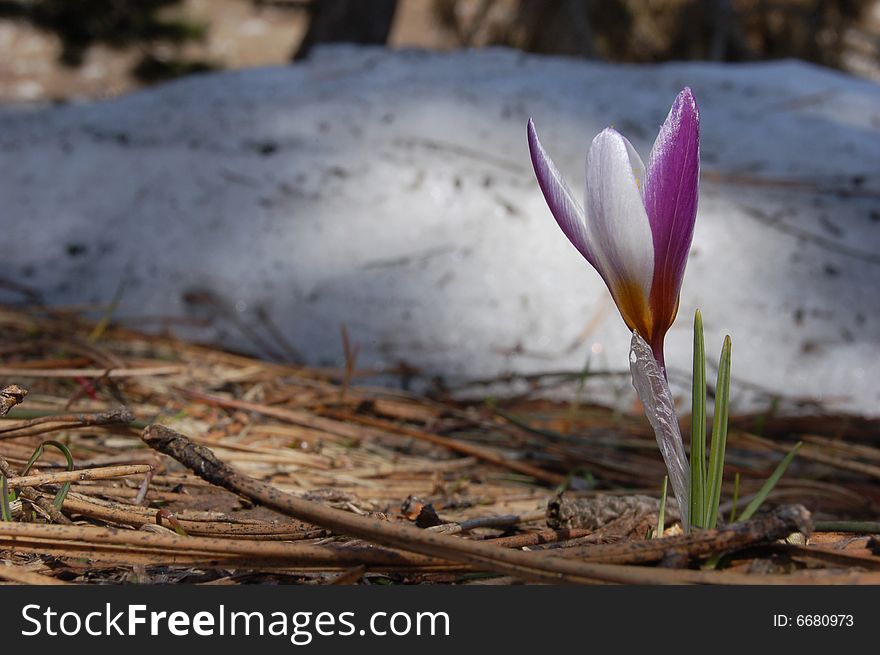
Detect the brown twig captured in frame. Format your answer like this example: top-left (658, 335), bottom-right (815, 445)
top-left (0, 456), bottom-right (71, 524)
top-left (487, 528), bottom-right (600, 549)
top-left (0, 385), bottom-right (27, 417)
top-left (0, 366), bottom-right (183, 378)
top-left (738, 432), bottom-right (880, 480)
top-left (0, 562), bottom-right (69, 585)
top-left (173, 387), bottom-right (369, 440)
top-left (327, 565), bottom-right (367, 585)
top-left (0, 522), bottom-right (457, 569)
top-left (324, 410), bottom-right (565, 485)
top-left (427, 511), bottom-right (545, 535)
top-left (179, 387), bottom-right (563, 484)
top-left (5, 464), bottom-right (153, 488)
top-left (0, 407), bottom-right (136, 440)
top-left (57, 492), bottom-right (324, 539)
top-left (554, 506), bottom-right (813, 564)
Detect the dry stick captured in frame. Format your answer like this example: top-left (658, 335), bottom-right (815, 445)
top-left (0, 456), bottom-right (70, 525)
top-left (0, 563), bottom-right (70, 586)
top-left (487, 528), bottom-right (600, 549)
top-left (0, 549), bottom-right (457, 572)
top-left (325, 410), bottom-right (565, 485)
top-left (140, 424), bottom-right (816, 585)
top-left (773, 544), bottom-right (880, 571)
top-left (0, 522), bottom-right (454, 569)
top-left (180, 387), bottom-right (564, 485)
top-left (737, 432), bottom-right (880, 480)
top-left (0, 366), bottom-right (184, 378)
top-left (142, 425), bottom-right (610, 583)
top-left (428, 511), bottom-right (546, 535)
top-left (801, 433), bottom-right (880, 464)
top-left (553, 508), bottom-right (814, 564)
top-left (134, 468), bottom-right (155, 506)
top-left (8, 527), bottom-right (875, 584)
top-left (58, 493), bottom-right (328, 540)
top-left (5, 464), bottom-right (153, 488)
top-left (328, 565), bottom-right (368, 585)
top-left (0, 407), bottom-right (136, 440)
top-left (174, 387), bottom-right (368, 440)
top-left (66, 485), bottom-right (187, 503)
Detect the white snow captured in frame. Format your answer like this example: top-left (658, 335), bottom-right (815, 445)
top-left (1, 47), bottom-right (878, 414)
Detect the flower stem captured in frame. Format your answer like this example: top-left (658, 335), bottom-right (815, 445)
top-left (629, 331), bottom-right (690, 532)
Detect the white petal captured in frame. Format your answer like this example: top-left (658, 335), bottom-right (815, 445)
top-left (622, 135), bottom-right (647, 202)
top-left (527, 119), bottom-right (595, 266)
top-left (583, 128), bottom-right (654, 300)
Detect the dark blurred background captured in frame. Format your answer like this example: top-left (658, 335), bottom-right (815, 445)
top-left (0, 0), bottom-right (878, 103)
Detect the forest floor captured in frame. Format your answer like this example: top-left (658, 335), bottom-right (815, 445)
top-left (0, 305), bottom-right (878, 584)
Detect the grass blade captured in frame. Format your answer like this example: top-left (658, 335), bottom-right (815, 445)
top-left (689, 310), bottom-right (706, 530)
top-left (88, 274), bottom-right (129, 342)
top-left (729, 472), bottom-right (741, 523)
top-left (656, 475), bottom-right (668, 538)
top-left (738, 441), bottom-right (802, 522)
top-left (23, 440), bottom-right (75, 508)
top-left (705, 335), bottom-right (732, 528)
top-left (0, 476), bottom-right (11, 522)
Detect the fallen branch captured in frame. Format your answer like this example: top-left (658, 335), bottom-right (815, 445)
top-left (555, 506), bottom-right (813, 564)
top-left (5, 464), bottom-right (153, 488)
top-left (58, 492), bottom-right (329, 539)
top-left (0, 521), bottom-right (458, 570)
top-left (0, 407), bottom-right (136, 440)
top-left (140, 424), bottom-right (816, 585)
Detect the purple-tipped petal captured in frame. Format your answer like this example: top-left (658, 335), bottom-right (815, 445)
top-left (644, 88), bottom-right (700, 327)
top-left (527, 119), bottom-right (595, 266)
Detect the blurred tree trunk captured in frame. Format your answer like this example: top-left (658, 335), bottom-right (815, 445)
top-left (293, 0), bottom-right (398, 61)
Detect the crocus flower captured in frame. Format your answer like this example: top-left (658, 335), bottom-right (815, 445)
top-left (527, 88), bottom-right (699, 372)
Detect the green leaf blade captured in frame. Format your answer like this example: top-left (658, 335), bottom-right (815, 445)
top-left (738, 442), bottom-right (802, 522)
top-left (657, 475), bottom-right (668, 538)
top-left (706, 335), bottom-right (732, 529)
top-left (689, 309), bottom-right (707, 530)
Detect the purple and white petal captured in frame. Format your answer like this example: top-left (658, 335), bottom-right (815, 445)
top-left (644, 87), bottom-right (700, 310)
top-left (527, 119), bottom-right (596, 266)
